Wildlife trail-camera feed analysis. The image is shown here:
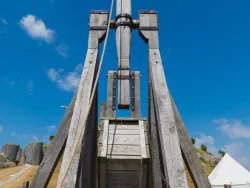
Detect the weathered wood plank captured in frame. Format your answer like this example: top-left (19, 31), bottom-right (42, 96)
top-left (170, 95), bottom-right (212, 188)
top-left (77, 93), bottom-right (98, 188)
top-left (149, 48), bottom-right (188, 187)
top-left (107, 145), bottom-right (141, 156)
top-left (108, 129), bottom-right (140, 135)
top-left (106, 71), bottom-right (117, 118)
top-left (131, 71), bottom-right (141, 118)
top-left (107, 171), bottom-right (140, 186)
top-left (101, 120), bottom-right (109, 158)
top-left (108, 134), bottom-right (140, 145)
top-left (57, 12), bottom-right (108, 188)
top-left (139, 12), bottom-right (188, 187)
top-left (108, 124), bottom-right (139, 130)
top-left (107, 159), bottom-right (141, 171)
top-left (57, 48), bottom-right (98, 188)
top-left (30, 92), bottom-right (77, 188)
top-left (139, 121), bottom-right (147, 159)
top-left (148, 78), bottom-right (163, 188)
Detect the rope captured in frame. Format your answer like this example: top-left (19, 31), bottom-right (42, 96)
top-left (57, 0), bottom-right (115, 186)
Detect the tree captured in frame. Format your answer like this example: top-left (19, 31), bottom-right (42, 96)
top-left (200, 144), bottom-right (207, 152)
top-left (191, 138), bottom-right (196, 145)
top-left (49, 136), bottom-right (55, 141)
top-left (218, 150), bottom-right (225, 157)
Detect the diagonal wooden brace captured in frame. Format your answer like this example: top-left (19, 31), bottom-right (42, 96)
top-left (57, 11), bottom-right (108, 188)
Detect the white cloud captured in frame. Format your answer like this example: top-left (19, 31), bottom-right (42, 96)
top-left (47, 64), bottom-right (83, 92)
top-left (195, 134), bottom-right (217, 155)
top-left (223, 142), bottom-right (250, 170)
top-left (56, 44), bottom-right (69, 58)
top-left (0, 18), bottom-right (7, 34)
top-left (27, 80), bottom-right (34, 92)
top-left (214, 119), bottom-right (250, 139)
top-left (19, 14), bottom-right (55, 44)
top-left (0, 125), bottom-right (2, 132)
top-left (1, 18), bottom-right (7, 25)
top-left (11, 132), bottom-right (16, 136)
top-left (32, 135), bottom-right (39, 141)
top-left (46, 125), bottom-right (56, 132)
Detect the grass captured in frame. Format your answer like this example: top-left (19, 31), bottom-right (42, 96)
top-left (0, 166), bottom-right (24, 182)
top-left (1, 166), bottom-right (39, 188)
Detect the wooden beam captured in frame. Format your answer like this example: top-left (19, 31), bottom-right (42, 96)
top-left (116, 0), bottom-right (132, 109)
top-left (30, 91), bottom-right (77, 188)
top-left (77, 92), bottom-right (98, 188)
top-left (57, 12), bottom-right (108, 188)
top-left (106, 71), bottom-right (117, 118)
top-left (148, 78), bottom-right (163, 188)
top-left (170, 95), bottom-right (212, 188)
top-left (131, 71), bottom-right (141, 118)
top-left (140, 12), bottom-right (188, 187)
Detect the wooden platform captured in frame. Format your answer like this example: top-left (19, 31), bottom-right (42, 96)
top-left (98, 119), bottom-right (150, 188)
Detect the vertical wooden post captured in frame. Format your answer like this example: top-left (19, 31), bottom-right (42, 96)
top-left (139, 11), bottom-right (188, 187)
top-left (57, 11), bottom-right (108, 188)
top-left (116, 0), bottom-right (132, 109)
top-left (106, 71), bottom-right (117, 119)
top-left (224, 185), bottom-right (232, 188)
top-left (131, 71), bottom-right (141, 118)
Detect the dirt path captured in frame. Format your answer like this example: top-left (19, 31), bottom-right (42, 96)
top-left (0, 164), bottom-right (32, 186)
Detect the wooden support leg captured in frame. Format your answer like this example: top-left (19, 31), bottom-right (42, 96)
top-left (148, 76), bottom-right (163, 188)
top-left (171, 95), bottom-right (211, 188)
top-left (139, 11), bottom-right (188, 188)
top-left (131, 71), bottom-right (141, 118)
top-left (77, 92), bottom-right (98, 188)
top-left (57, 11), bottom-right (108, 188)
top-left (30, 91), bottom-right (77, 188)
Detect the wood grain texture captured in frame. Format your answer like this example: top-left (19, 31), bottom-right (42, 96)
top-left (57, 12), bottom-right (107, 188)
top-left (106, 71), bottom-right (116, 118)
top-left (116, 0), bottom-right (132, 109)
top-left (139, 12), bottom-right (188, 187)
top-left (149, 48), bottom-right (188, 188)
top-left (171, 95), bottom-right (212, 188)
top-left (148, 79), bottom-right (163, 188)
top-left (77, 93), bottom-right (98, 188)
top-left (131, 71), bottom-right (141, 118)
top-left (30, 91), bottom-right (77, 188)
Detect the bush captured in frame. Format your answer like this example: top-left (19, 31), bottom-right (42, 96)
top-left (218, 150), bottom-right (225, 157)
top-left (49, 136), bottom-right (55, 141)
top-left (191, 138), bottom-right (196, 145)
top-left (200, 144), bottom-right (207, 152)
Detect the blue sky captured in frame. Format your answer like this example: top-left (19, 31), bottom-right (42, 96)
top-left (0, 0), bottom-right (250, 170)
